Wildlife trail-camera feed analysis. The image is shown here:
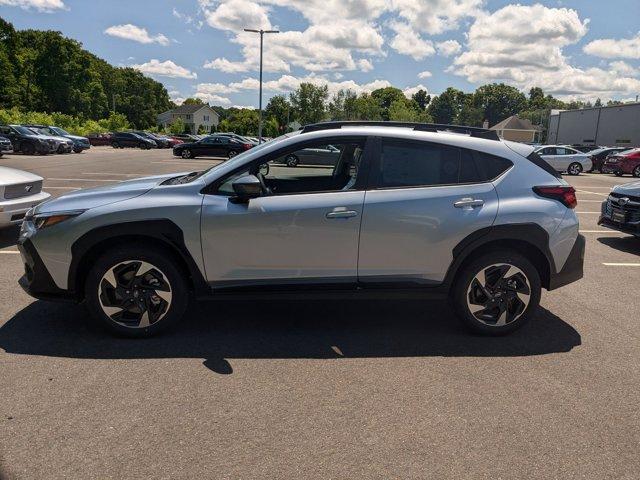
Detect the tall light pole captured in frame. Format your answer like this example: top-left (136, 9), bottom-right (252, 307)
top-left (244, 28), bottom-right (279, 143)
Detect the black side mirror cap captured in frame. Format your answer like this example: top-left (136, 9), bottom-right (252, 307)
top-left (230, 174), bottom-right (263, 203)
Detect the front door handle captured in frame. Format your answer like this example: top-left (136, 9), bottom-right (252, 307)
top-left (454, 198), bottom-right (484, 209)
top-left (326, 207), bottom-right (358, 219)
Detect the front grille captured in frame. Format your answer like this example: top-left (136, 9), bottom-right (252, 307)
top-left (606, 195), bottom-right (640, 223)
top-left (3, 180), bottom-right (43, 200)
top-left (0, 142), bottom-right (11, 151)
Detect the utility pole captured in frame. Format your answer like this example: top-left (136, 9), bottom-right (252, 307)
top-left (244, 28), bottom-right (279, 143)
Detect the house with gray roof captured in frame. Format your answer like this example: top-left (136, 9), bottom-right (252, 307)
top-left (490, 115), bottom-right (541, 143)
top-left (157, 104), bottom-right (220, 134)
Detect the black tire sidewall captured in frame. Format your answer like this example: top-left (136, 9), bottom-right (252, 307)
top-left (286, 155), bottom-right (298, 167)
top-left (84, 246), bottom-right (190, 338)
top-left (451, 250), bottom-right (541, 335)
top-left (182, 149), bottom-right (192, 159)
top-left (568, 163), bottom-right (582, 175)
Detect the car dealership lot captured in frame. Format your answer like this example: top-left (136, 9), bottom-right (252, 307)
top-left (1, 148), bottom-right (639, 479)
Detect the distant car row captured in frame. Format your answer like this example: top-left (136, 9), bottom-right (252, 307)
top-left (535, 145), bottom-right (640, 177)
top-left (0, 124), bottom-right (91, 156)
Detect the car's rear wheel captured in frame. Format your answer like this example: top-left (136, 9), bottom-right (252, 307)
top-left (111, 141), bottom-right (120, 149)
top-left (21, 142), bottom-right (36, 155)
top-left (181, 149), bottom-right (193, 159)
top-left (85, 246), bottom-right (189, 338)
top-left (285, 154), bottom-right (299, 167)
top-left (567, 162), bottom-right (582, 176)
top-left (451, 250), bottom-right (541, 335)
top-left (633, 166), bottom-right (640, 178)
top-left (228, 150), bottom-right (238, 158)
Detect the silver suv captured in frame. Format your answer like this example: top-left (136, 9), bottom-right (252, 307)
top-left (17, 122), bottom-right (585, 337)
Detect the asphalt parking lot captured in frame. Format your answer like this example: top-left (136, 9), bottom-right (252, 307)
top-left (1, 147), bottom-right (639, 479)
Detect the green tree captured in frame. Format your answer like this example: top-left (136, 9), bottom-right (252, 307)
top-left (411, 89), bottom-right (431, 111)
top-left (289, 83), bottom-right (328, 125)
top-left (473, 83), bottom-right (527, 126)
top-left (427, 87), bottom-right (465, 124)
top-left (265, 94), bottom-right (291, 132)
top-left (371, 87), bottom-right (406, 120)
top-left (183, 97), bottom-right (205, 105)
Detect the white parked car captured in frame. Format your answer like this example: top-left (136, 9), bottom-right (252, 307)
top-left (0, 167), bottom-right (50, 227)
top-left (535, 146), bottom-right (592, 175)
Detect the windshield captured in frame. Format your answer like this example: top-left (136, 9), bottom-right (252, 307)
top-left (51, 127), bottom-right (69, 136)
top-left (15, 126), bottom-right (36, 135)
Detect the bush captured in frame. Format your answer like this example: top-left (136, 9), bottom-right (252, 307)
top-left (0, 108), bottom-right (129, 136)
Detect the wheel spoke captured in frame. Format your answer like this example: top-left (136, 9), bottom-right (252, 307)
top-left (138, 311), bottom-right (150, 328)
top-left (495, 307), bottom-right (508, 326)
top-left (102, 268), bottom-right (117, 289)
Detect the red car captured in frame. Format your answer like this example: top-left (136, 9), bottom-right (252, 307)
top-left (602, 149), bottom-right (640, 177)
top-left (87, 133), bottom-right (113, 146)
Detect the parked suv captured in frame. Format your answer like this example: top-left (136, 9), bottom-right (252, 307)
top-left (25, 125), bottom-right (91, 153)
top-left (0, 124), bottom-right (58, 155)
top-left (599, 181), bottom-right (640, 236)
top-left (17, 122), bottom-right (584, 338)
top-left (0, 135), bottom-right (13, 157)
top-left (111, 132), bottom-right (156, 149)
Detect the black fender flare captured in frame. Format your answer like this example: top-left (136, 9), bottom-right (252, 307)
top-left (69, 219), bottom-right (209, 298)
top-left (442, 223), bottom-right (555, 290)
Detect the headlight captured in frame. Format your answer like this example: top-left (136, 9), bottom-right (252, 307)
top-left (30, 210), bottom-right (85, 230)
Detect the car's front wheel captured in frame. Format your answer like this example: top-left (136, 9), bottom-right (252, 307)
top-left (228, 150), bottom-right (238, 158)
top-left (285, 154), bottom-right (299, 167)
top-left (181, 149), bottom-right (193, 159)
top-left (567, 162), bottom-right (582, 176)
top-left (633, 166), bottom-right (640, 178)
top-left (451, 251), bottom-right (541, 335)
top-left (85, 246), bottom-right (189, 337)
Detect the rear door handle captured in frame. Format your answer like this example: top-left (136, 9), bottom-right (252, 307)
top-left (326, 207), bottom-right (358, 219)
top-left (454, 198), bottom-right (484, 209)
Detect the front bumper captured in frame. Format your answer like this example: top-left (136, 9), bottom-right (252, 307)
top-left (18, 238), bottom-right (76, 302)
top-left (602, 164), bottom-right (620, 174)
top-left (0, 192), bottom-right (51, 227)
top-left (598, 215), bottom-right (639, 236)
top-left (548, 234), bottom-right (585, 290)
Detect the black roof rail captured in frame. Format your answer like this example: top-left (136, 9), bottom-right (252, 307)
top-left (300, 121), bottom-right (500, 141)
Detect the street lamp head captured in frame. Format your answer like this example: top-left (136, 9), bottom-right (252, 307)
top-left (243, 29), bottom-right (280, 34)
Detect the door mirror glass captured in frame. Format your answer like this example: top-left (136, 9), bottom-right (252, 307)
top-left (232, 175), bottom-right (263, 202)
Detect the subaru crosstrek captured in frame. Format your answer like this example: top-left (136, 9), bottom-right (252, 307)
top-left (17, 122), bottom-right (585, 337)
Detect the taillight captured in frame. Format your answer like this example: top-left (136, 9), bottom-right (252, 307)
top-left (533, 186), bottom-right (577, 209)
top-left (242, 143), bottom-right (252, 150)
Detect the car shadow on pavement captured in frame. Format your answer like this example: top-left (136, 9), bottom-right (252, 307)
top-left (0, 299), bottom-right (581, 374)
top-left (597, 236), bottom-right (640, 255)
top-left (0, 225), bottom-right (19, 249)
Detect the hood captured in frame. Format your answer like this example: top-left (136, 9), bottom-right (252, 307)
top-left (0, 166), bottom-right (43, 187)
top-left (612, 181), bottom-right (640, 196)
top-left (35, 172), bottom-right (189, 214)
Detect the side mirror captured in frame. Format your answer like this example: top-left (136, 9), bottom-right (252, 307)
top-left (231, 175), bottom-right (263, 203)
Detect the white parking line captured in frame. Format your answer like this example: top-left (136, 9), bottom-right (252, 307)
top-left (576, 189), bottom-right (608, 196)
top-left (81, 172), bottom-right (147, 177)
top-left (579, 230), bottom-right (627, 234)
top-left (44, 186), bottom-right (81, 190)
top-left (577, 199), bottom-right (605, 203)
top-left (0, 251), bottom-right (19, 255)
top-left (603, 263), bottom-right (640, 267)
top-left (575, 211), bottom-right (600, 214)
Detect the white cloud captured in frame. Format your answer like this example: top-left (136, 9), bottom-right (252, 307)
top-left (193, 92), bottom-right (232, 105)
top-left (132, 59), bottom-right (198, 79)
top-left (609, 61), bottom-right (639, 77)
top-left (203, 57), bottom-right (250, 73)
top-left (0, 0), bottom-right (65, 11)
top-left (418, 70), bottom-right (432, 79)
top-left (202, 0), bottom-right (272, 31)
top-left (403, 84), bottom-right (429, 98)
top-left (436, 39), bottom-right (461, 57)
top-left (357, 59), bottom-right (374, 72)
top-left (105, 24), bottom-right (170, 46)
top-left (450, 4), bottom-right (640, 98)
top-left (389, 22), bottom-right (435, 61)
top-left (584, 33), bottom-right (640, 59)
top-left (389, 0), bottom-right (483, 35)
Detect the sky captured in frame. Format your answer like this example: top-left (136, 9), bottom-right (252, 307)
top-left (1, 0), bottom-right (639, 108)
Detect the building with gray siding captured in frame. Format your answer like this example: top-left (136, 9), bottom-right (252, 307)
top-left (547, 103), bottom-right (640, 147)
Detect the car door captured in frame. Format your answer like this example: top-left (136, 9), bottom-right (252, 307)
top-left (200, 136), bottom-right (370, 287)
top-left (537, 147), bottom-right (561, 171)
top-left (357, 138), bottom-right (506, 285)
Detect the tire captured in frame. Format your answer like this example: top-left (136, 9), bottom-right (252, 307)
top-left (228, 150), bottom-right (238, 159)
top-left (112, 141), bottom-right (120, 149)
top-left (139, 142), bottom-right (148, 150)
top-left (451, 250), bottom-right (541, 335)
top-left (615, 171), bottom-right (623, 177)
top-left (181, 149), bottom-right (193, 159)
top-left (73, 147), bottom-right (83, 153)
top-left (633, 166), bottom-right (640, 178)
top-left (285, 154), bottom-right (299, 167)
top-left (567, 162), bottom-right (582, 176)
top-left (21, 142), bottom-right (36, 155)
top-left (84, 245), bottom-right (189, 338)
